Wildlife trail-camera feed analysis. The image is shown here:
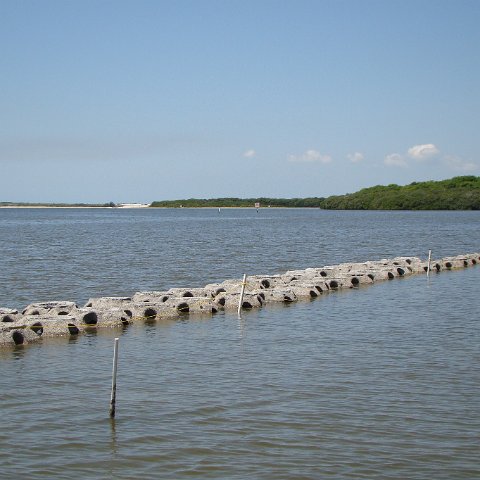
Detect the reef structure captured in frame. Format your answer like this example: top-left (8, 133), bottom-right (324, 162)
top-left (1, 252), bottom-right (478, 347)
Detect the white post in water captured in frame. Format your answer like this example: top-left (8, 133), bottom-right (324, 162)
top-left (238, 274), bottom-right (247, 317)
top-left (427, 250), bottom-right (432, 278)
top-left (109, 338), bottom-right (119, 419)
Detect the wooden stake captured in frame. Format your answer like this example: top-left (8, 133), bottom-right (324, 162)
top-left (109, 338), bottom-right (119, 418)
top-left (427, 250), bottom-right (432, 278)
top-left (238, 274), bottom-right (247, 317)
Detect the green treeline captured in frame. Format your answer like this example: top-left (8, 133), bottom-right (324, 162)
top-left (321, 176), bottom-right (480, 210)
top-left (150, 197), bottom-right (326, 208)
top-left (5, 176), bottom-right (477, 210)
top-left (150, 176), bottom-right (480, 210)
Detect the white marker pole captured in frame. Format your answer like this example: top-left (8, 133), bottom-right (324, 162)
top-left (427, 250), bottom-right (432, 278)
top-left (238, 274), bottom-right (247, 317)
top-left (109, 338), bottom-right (119, 419)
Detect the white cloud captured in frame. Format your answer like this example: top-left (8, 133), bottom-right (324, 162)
top-left (407, 143), bottom-right (439, 160)
top-left (443, 155), bottom-right (478, 172)
top-left (288, 149), bottom-right (332, 164)
top-left (243, 149), bottom-right (256, 158)
top-left (347, 152), bottom-right (364, 163)
top-left (384, 153), bottom-right (408, 167)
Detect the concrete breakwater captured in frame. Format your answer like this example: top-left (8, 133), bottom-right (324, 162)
top-left (1, 252), bottom-right (478, 347)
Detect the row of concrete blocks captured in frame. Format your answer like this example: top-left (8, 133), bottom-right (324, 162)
top-left (1, 253), bottom-right (478, 346)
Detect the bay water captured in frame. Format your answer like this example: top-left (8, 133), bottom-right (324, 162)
top-left (0, 208), bottom-right (479, 308)
top-left (0, 208), bottom-right (479, 479)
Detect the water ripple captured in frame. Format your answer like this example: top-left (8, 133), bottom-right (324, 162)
top-left (0, 210), bottom-right (479, 479)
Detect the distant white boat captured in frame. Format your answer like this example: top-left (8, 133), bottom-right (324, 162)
top-left (117, 203), bottom-right (150, 208)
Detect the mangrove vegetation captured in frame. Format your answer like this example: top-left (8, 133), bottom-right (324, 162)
top-left (150, 197), bottom-right (325, 208)
top-left (320, 176), bottom-right (480, 210)
top-left (150, 176), bottom-right (480, 210)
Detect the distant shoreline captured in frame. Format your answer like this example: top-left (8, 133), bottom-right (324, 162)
top-left (0, 204), bottom-right (150, 209)
top-left (2, 175), bottom-right (478, 210)
top-left (0, 205), bottom-right (287, 209)
top-left (150, 176), bottom-right (479, 210)
top-left (0, 205), bottom-right (116, 209)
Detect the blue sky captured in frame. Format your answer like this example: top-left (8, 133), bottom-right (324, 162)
top-left (1, 0), bottom-right (479, 203)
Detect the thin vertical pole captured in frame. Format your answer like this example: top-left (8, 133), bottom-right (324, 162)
top-left (109, 338), bottom-right (119, 418)
top-left (238, 274), bottom-right (247, 317)
top-left (427, 250), bottom-right (432, 278)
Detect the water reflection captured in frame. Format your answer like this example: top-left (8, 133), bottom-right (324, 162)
top-left (84, 328), bottom-right (99, 338)
top-left (109, 418), bottom-right (118, 457)
top-left (67, 335), bottom-right (81, 346)
top-left (237, 316), bottom-right (246, 338)
top-left (11, 344), bottom-right (27, 360)
top-left (144, 319), bottom-right (157, 330)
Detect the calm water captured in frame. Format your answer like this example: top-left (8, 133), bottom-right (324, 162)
top-left (0, 209), bottom-right (479, 479)
top-left (0, 208), bottom-right (479, 308)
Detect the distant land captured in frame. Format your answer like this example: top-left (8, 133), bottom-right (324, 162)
top-left (0, 202), bottom-right (117, 208)
top-left (151, 176), bottom-right (480, 210)
top-left (0, 202), bottom-right (148, 209)
top-left (320, 175), bottom-right (480, 210)
top-left (1, 176), bottom-right (479, 210)
top-left (151, 197), bottom-right (325, 208)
